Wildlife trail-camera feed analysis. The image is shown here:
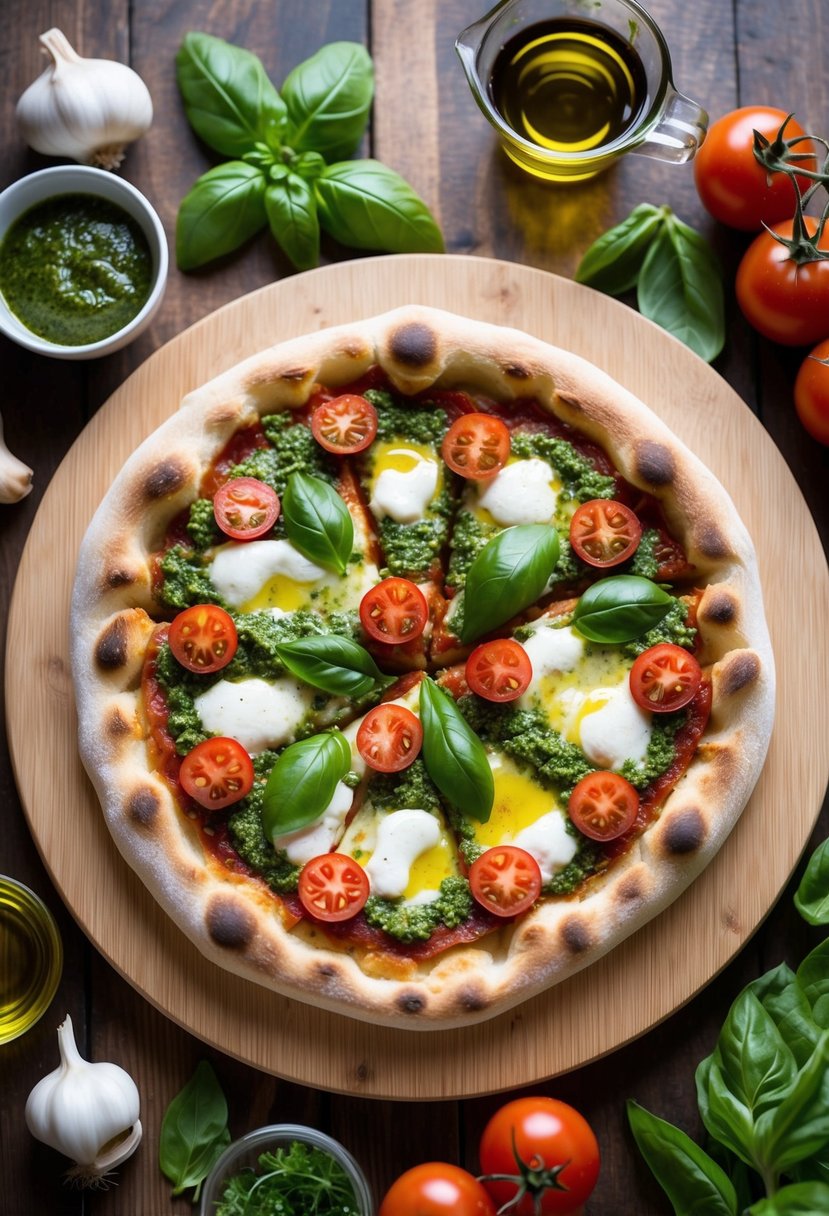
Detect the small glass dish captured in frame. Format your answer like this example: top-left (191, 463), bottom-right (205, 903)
top-left (199, 1123), bottom-right (373, 1216)
top-left (0, 875), bottom-right (63, 1044)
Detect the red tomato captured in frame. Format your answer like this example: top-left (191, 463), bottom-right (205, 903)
top-left (469, 846), bottom-right (542, 918)
top-left (736, 216), bottom-right (829, 346)
top-left (441, 413), bottom-right (510, 479)
top-left (568, 772), bottom-right (639, 842)
top-left (379, 1163), bottom-right (496, 1216)
top-left (297, 853), bottom-right (370, 923)
top-left (179, 738), bottom-right (254, 810)
top-left (168, 604), bottom-right (238, 673)
top-left (479, 1097), bottom-right (600, 1215)
top-left (356, 704), bottom-right (423, 772)
top-left (795, 339), bottom-right (829, 445)
top-left (360, 577), bottom-right (429, 644)
top-left (466, 639), bottom-right (533, 702)
top-left (213, 476), bottom-right (280, 540)
top-left (629, 643), bottom-right (703, 712)
top-left (311, 394), bottom-right (378, 454)
top-left (694, 107), bottom-right (816, 230)
top-left (569, 499), bottom-right (642, 567)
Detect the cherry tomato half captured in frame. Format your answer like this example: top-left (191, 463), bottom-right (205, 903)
top-left (469, 846), bottom-right (542, 918)
top-left (693, 107), bottom-right (816, 231)
top-left (179, 737), bottom-right (254, 810)
top-left (168, 604), bottom-right (238, 674)
top-left (360, 577), bottom-right (429, 644)
top-left (736, 216), bottom-right (829, 346)
top-left (213, 476), bottom-right (280, 540)
top-left (795, 339), bottom-right (829, 445)
top-left (466, 639), bottom-right (533, 702)
top-left (356, 704), bottom-right (423, 773)
top-left (297, 853), bottom-right (370, 923)
top-left (569, 499), bottom-right (642, 567)
top-left (568, 771), bottom-right (639, 842)
top-left (311, 394), bottom-right (378, 454)
top-left (629, 643), bottom-right (703, 712)
top-left (441, 413), bottom-right (511, 479)
top-left (479, 1097), bottom-right (600, 1215)
top-left (379, 1163), bottom-right (496, 1216)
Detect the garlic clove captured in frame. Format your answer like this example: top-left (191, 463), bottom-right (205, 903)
top-left (0, 412), bottom-right (33, 504)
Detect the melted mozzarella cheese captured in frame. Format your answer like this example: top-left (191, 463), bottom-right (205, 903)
top-left (513, 811), bottom-right (578, 883)
top-left (476, 458), bottom-right (559, 526)
top-left (209, 540), bottom-right (327, 610)
top-left (194, 677), bottom-right (312, 754)
top-left (578, 682), bottom-right (652, 771)
top-left (363, 809), bottom-right (441, 899)
top-left (369, 446), bottom-right (439, 523)
top-left (271, 780), bottom-right (353, 865)
top-left (520, 623), bottom-right (584, 700)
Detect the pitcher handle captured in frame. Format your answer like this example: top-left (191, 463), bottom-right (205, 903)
top-left (633, 88), bottom-right (709, 164)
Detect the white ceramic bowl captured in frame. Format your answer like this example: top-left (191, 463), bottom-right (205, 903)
top-left (0, 165), bottom-right (168, 359)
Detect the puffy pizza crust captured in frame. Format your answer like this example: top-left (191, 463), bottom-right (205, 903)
top-left (71, 306), bottom-right (774, 1028)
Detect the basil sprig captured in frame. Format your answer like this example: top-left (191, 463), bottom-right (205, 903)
top-left (576, 204), bottom-right (725, 363)
top-left (282, 471), bottom-right (353, 574)
top-left (419, 678), bottom-right (493, 822)
top-left (794, 838), bottom-right (829, 926)
top-left (572, 575), bottom-right (673, 643)
top-left (627, 1100), bottom-right (738, 1216)
top-left (460, 524), bottom-right (560, 644)
top-left (275, 635), bottom-right (390, 699)
top-left (262, 730), bottom-right (351, 839)
top-left (159, 1061), bottom-right (231, 1201)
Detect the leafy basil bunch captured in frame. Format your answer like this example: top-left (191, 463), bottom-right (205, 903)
top-left (575, 203), bottom-right (725, 363)
top-left (176, 33), bottom-right (443, 271)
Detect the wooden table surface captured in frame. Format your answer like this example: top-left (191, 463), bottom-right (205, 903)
top-left (1, 2), bottom-right (827, 1213)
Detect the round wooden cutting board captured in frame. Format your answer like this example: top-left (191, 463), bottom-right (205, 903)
top-left (8, 255), bottom-right (829, 1099)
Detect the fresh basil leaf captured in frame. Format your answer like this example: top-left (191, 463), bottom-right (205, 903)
top-left (754, 1031), bottom-right (829, 1176)
top-left (626, 1100), bottom-right (738, 1216)
top-left (795, 838), bottom-right (829, 925)
top-left (176, 32), bottom-right (286, 158)
top-left (159, 1060), bottom-right (230, 1197)
top-left (460, 524), bottom-right (560, 644)
top-left (275, 635), bottom-right (388, 698)
top-left (790, 1140), bottom-right (829, 1187)
top-left (265, 174), bottom-right (320, 271)
top-left (293, 151), bottom-right (327, 182)
top-left (749, 963), bottom-right (822, 1068)
top-left (797, 939), bottom-right (829, 1028)
top-left (637, 214), bottom-right (725, 363)
top-left (315, 160), bottom-right (444, 254)
top-left (419, 678), bottom-right (494, 822)
top-left (749, 1182), bottom-right (829, 1215)
top-left (702, 1056), bottom-right (759, 1169)
top-left (282, 471), bottom-right (354, 575)
top-left (281, 41), bottom-right (374, 162)
top-left (572, 575), bottom-right (673, 644)
top-left (715, 989), bottom-right (797, 1121)
top-left (262, 730), bottom-right (352, 838)
top-left (575, 204), bottom-right (666, 295)
top-left (176, 162), bottom-right (267, 271)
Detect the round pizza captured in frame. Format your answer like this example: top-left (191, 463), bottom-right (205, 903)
top-left (70, 306), bottom-right (774, 1028)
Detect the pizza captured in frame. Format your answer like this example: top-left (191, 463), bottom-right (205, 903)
top-left (70, 306), bottom-right (774, 1028)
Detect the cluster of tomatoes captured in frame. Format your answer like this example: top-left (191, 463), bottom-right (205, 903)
top-left (693, 105), bottom-right (829, 444)
top-left (378, 1096), bottom-right (600, 1215)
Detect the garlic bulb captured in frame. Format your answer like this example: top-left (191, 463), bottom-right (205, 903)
top-left (0, 412), bottom-right (33, 504)
top-left (25, 1014), bottom-right (142, 1188)
top-left (17, 29), bottom-right (153, 170)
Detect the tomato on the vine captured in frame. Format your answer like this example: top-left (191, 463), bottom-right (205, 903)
top-left (479, 1097), bottom-right (600, 1215)
top-left (379, 1163), bottom-right (496, 1216)
top-left (735, 216), bottom-right (829, 346)
top-left (794, 339), bottom-right (829, 445)
top-left (693, 107), bottom-right (816, 231)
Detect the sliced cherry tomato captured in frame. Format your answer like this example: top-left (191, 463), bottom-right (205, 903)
top-left (297, 853), bottom-right (370, 923)
top-left (213, 476), bottom-right (280, 540)
top-left (379, 1164), bottom-right (497, 1216)
top-left (441, 413), bottom-right (510, 479)
top-left (168, 604), bottom-right (238, 673)
top-left (466, 639), bottom-right (533, 702)
top-left (469, 846), bottom-right (542, 918)
top-left (736, 216), bottom-right (829, 346)
top-left (795, 339), bottom-right (829, 445)
top-left (630, 642), bottom-right (703, 712)
top-left (479, 1097), bottom-right (600, 1215)
top-left (569, 498), bottom-right (642, 567)
top-left (359, 577), bottom-right (429, 644)
top-left (311, 393), bottom-right (378, 454)
top-left (356, 704), bottom-right (423, 773)
top-left (179, 737), bottom-right (254, 810)
top-left (568, 771), bottom-right (639, 842)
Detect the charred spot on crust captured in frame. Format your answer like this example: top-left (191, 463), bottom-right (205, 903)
top-left (207, 404), bottom-right (241, 429)
top-left (698, 525), bottom-right (730, 559)
top-left (106, 567), bottom-right (135, 589)
top-left (144, 458), bottom-right (187, 501)
top-left (617, 874), bottom-right (643, 903)
top-left (280, 366), bottom-right (313, 384)
top-left (95, 617), bottom-right (128, 670)
top-left (702, 590), bottom-right (737, 625)
top-left (106, 707), bottom-right (131, 738)
top-left (635, 441), bottom-right (675, 487)
top-left (316, 964), bottom-right (337, 980)
top-left (397, 991), bottom-right (426, 1015)
top-left (561, 916), bottom-right (592, 954)
top-left (389, 322), bottom-right (437, 368)
top-left (458, 986), bottom-right (488, 1013)
top-left (504, 363), bottom-right (531, 380)
top-left (341, 341), bottom-right (370, 361)
top-left (127, 787), bottom-right (160, 828)
top-left (554, 391), bottom-right (584, 412)
top-left (206, 897), bottom-right (256, 949)
top-left (664, 808), bottom-right (706, 855)
top-left (721, 651), bottom-right (761, 696)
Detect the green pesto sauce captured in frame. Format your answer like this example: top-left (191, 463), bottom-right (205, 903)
top-left (0, 193), bottom-right (152, 345)
top-left (510, 430), bottom-right (615, 501)
top-left (364, 876), bottom-right (473, 943)
top-left (229, 753), bottom-right (300, 894)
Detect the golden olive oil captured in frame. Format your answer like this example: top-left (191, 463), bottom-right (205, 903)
top-left (489, 18), bottom-right (648, 155)
top-left (0, 877), bottom-right (62, 1043)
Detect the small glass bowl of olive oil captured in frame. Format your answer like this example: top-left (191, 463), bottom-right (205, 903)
top-left (0, 876), bottom-right (63, 1044)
